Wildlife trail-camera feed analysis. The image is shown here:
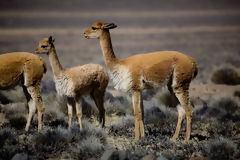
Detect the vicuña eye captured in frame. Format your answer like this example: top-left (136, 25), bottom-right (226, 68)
top-left (92, 27), bottom-right (97, 31)
top-left (41, 45), bottom-right (47, 48)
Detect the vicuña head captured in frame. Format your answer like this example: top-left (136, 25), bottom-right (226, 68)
top-left (84, 21), bottom-right (117, 39)
top-left (84, 21), bottom-right (198, 141)
top-left (36, 36), bottom-right (109, 130)
top-left (36, 36), bottom-right (55, 55)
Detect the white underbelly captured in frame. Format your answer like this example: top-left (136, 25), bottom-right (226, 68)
top-left (110, 66), bottom-right (132, 92)
top-left (54, 75), bottom-right (74, 97)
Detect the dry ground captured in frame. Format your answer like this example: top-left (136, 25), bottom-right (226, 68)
top-left (0, 0), bottom-right (240, 159)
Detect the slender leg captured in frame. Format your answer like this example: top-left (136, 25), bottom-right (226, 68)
top-left (172, 104), bottom-right (185, 140)
top-left (23, 85), bottom-right (33, 131)
top-left (25, 99), bottom-right (36, 131)
top-left (174, 88), bottom-right (193, 140)
top-left (75, 98), bottom-right (83, 130)
top-left (132, 91), bottom-right (144, 140)
top-left (26, 84), bottom-right (44, 132)
top-left (67, 97), bottom-right (74, 129)
top-left (91, 90), bottom-right (105, 128)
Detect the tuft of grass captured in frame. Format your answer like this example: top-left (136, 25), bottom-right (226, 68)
top-left (203, 137), bottom-right (237, 160)
top-left (9, 115), bottom-right (27, 130)
top-left (0, 128), bottom-right (18, 159)
top-left (0, 86), bottom-right (26, 103)
top-left (234, 90), bottom-right (240, 99)
top-left (44, 110), bottom-right (58, 122)
top-left (212, 97), bottom-right (239, 114)
top-left (33, 127), bottom-right (71, 157)
top-left (0, 92), bottom-right (11, 104)
top-left (211, 67), bottom-right (240, 85)
top-left (157, 91), bottom-right (179, 108)
top-left (0, 128), bottom-right (18, 148)
top-left (101, 150), bottom-right (132, 160)
top-left (73, 135), bottom-right (104, 158)
top-left (104, 100), bottom-right (126, 117)
top-left (47, 118), bottom-right (68, 128)
top-left (145, 105), bottom-right (166, 126)
top-left (33, 119), bottom-right (107, 159)
top-left (109, 115), bottom-right (135, 137)
top-left (2, 102), bottom-right (27, 119)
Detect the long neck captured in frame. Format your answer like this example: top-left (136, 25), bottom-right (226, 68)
top-left (100, 31), bottom-right (119, 69)
top-left (48, 46), bottom-right (63, 76)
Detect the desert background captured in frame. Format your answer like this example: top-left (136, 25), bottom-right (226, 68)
top-left (0, 0), bottom-right (240, 159)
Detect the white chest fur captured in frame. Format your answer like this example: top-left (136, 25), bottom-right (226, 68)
top-left (54, 74), bottom-right (74, 97)
top-left (110, 65), bottom-right (132, 92)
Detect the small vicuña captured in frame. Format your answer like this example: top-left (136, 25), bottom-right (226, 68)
top-left (0, 52), bottom-right (47, 131)
top-left (84, 21), bottom-right (198, 140)
top-left (36, 36), bottom-right (109, 129)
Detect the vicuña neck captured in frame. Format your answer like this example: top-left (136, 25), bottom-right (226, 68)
top-left (48, 46), bottom-right (63, 76)
top-left (100, 31), bottom-right (119, 69)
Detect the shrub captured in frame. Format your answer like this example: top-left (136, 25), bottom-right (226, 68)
top-left (73, 135), bottom-right (104, 159)
top-left (9, 115), bottom-right (27, 130)
top-left (104, 100), bottom-right (126, 117)
top-left (0, 86), bottom-right (26, 103)
top-left (234, 90), bottom-right (240, 98)
top-left (212, 97), bottom-right (239, 114)
top-left (2, 102), bottom-right (27, 119)
top-left (109, 115), bottom-right (134, 137)
top-left (203, 137), bottom-right (237, 160)
top-left (0, 92), bottom-right (11, 104)
top-left (145, 106), bottom-right (166, 126)
top-left (69, 121), bottom-right (107, 159)
top-left (0, 128), bottom-right (18, 159)
top-left (157, 91), bottom-right (179, 108)
top-left (101, 150), bottom-right (132, 160)
top-left (211, 67), bottom-right (240, 85)
top-left (33, 127), bottom-right (70, 157)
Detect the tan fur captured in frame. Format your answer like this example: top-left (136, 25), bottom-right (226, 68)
top-left (36, 37), bottom-right (109, 129)
top-left (0, 52), bottom-right (46, 132)
top-left (84, 21), bottom-right (198, 140)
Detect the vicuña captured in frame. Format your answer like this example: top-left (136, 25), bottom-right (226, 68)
top-left (84, 22), bottom-right (198, 140)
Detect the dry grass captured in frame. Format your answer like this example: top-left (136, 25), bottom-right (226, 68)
top-left (0, 0), bottom-right (240, 159)
top-left (211, 67), bottom-right (240, 85)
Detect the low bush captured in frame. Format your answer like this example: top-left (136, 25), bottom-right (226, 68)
top-left (212, 97), bottom-right (239, 114)
top-left (9, 115), bottom-right (27, 130)
top-left (0, 92), bottom-right (11, 104)
top-left (234, 90), bottom-right (240, 98)
top-left (33, 127), bottom-right (70, 157)
top-left (211, 67), bottom-right (240, 85)
top-left (104, 100), bottom-right (126, 117)
top-left (203, 137), bottom-right (237, 160)
top-left (157, 91), bottom-right (179, 108)
top-left (0, 128), bottom-right (19, 159)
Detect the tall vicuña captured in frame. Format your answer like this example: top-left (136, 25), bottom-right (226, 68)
top-left (0, 52), bottom-right (47, 131)
top-left (36, 36), bottom-right (109, 129)
top-left (84, 21), bottom-right (198, 140)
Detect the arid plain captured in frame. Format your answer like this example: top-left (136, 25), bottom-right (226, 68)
top-left (0, 0), bottom-right (240, 159)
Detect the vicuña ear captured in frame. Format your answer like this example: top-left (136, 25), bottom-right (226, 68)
top-left (103, 23), bottom-right (117, 30)
top-left (48, 36), bottom-right (55, 43)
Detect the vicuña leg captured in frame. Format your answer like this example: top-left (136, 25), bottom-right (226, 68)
top-left (67, 97), bottom-right (74, 129)
top-left (27, 84), bottom-right (44, 132)
top-left (173, 86), bottom-right (193, 140)
top-left (75, 97), bottom-right (83, 130)
top-left (172, 104), bottom-right (186, 140)
top-left (23, 86), bottom-right (36, 132)
top-left (91, 90), bottom-right (105, 128)
top-left (132, 91), bottom-right (145, 140)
